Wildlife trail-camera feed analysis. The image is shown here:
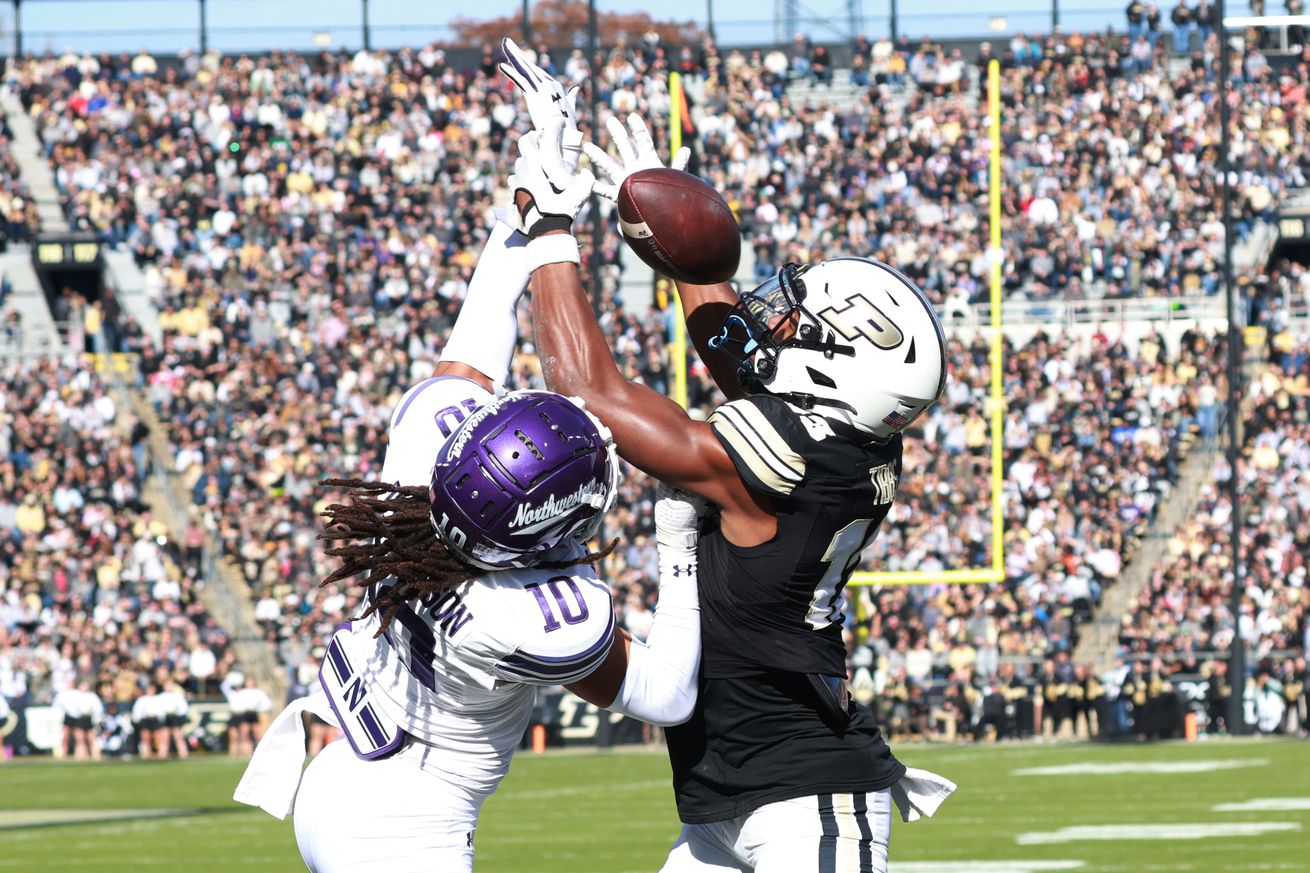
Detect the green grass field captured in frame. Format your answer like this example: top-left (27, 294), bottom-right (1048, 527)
top-left (1, 739), bottom-right (1306, 872)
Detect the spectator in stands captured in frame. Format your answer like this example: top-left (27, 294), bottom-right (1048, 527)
top-left (850, 34), bottom-right (871, 87)
top-left (810, 43), bottom-right (832, 86)
top-left (789, 33), bottom-right (812, 79)
top-left (1171, 1), bottom-right (1194, 54)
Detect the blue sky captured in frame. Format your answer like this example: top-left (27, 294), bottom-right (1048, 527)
top-left (0, 1), bottom-right (1252, 56)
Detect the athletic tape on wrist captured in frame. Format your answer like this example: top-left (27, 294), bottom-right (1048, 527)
top-left (527, 215), bottom-right (574, 240)
top-left (526, 234), bottom-right (581, 272)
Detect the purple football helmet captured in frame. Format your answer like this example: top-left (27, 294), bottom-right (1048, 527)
top-left (428, 391), bottom-right (620, 570)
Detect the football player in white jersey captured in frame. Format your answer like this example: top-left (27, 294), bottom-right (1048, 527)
top-left (236, 124), bottom-right (705, 870)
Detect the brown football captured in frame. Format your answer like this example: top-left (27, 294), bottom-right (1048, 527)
top-left (616, 168), bottom-right (741, 284)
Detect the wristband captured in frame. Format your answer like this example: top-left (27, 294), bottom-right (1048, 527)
top-left (525, 233), bottom-right (581, 272)
top-left (518, 198), bottom-right (575, 241)
top-left (527, 215), bottom-right (574, 240)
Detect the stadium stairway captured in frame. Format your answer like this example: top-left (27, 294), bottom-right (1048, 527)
top-left (1, 88), bottom-right (69, 233)
top-left (1073, 343), bottom-right (1270, 672)
top-left (1, 88), bottom-right (67, 353)
top-left (1073, 428), bottom-right (1221, 672)
top-left (101, 357), bottom-right (287, 703)
top-left (102, 249), bottom-right (163, 345)
top-left (0, 246), bottom-right (64, 353)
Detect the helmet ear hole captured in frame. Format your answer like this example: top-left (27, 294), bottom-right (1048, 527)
top-left (805, 366), bottom-right (836, 389)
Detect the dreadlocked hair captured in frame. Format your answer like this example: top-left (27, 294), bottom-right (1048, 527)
top-left (318, 477), bottom-right (617, 637)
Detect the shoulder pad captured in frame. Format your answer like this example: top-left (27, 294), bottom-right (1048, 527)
top-left (493, 573), bottom-right (615, 687)
top-left (708, 394), bottom-right (807, 498)
top-left (382, 376), bottom-right (494, 487)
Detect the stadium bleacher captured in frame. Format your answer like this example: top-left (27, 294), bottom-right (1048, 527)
top-left (0, 21), bottom-right (1305, 753)
top-left (0, 356), bottom-right (233, 756)
top-left (1129, 328), bottom-right (1309, 734)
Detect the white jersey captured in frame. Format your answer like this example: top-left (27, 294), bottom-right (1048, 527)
top-left (337, 375), bottom-right (616, 805)
top-left (132, 693), bottom-right (164, 723)
top-left (53, 689), bottom-right (103, 720)
top-left (380, 374), bottom-right (494, 487)
top-left (159, 689), bottom-right (190, 718)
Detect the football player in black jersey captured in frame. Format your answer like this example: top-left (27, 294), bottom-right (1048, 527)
top-left (503, 43), bottom-right (951, 873)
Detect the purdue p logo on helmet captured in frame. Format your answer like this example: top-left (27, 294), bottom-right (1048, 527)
top-left (711, 257), bottom-right (947, 441)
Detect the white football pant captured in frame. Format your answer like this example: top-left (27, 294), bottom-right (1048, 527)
top-left (293, 739), bottom-right (481, 873)
top-left (659, 790), bottom-right (892, 873)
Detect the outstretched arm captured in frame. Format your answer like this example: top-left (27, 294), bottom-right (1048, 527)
top-left (565, 488), bottom-right (703, 726)
top-left (672, 279), bottom-right (748, 401)
top-left (505, 98), bottom-right (770, 542)
top-left (432, 216), bottom-right (529, 392)
top-left (531, 258), bottom-right (746, 509)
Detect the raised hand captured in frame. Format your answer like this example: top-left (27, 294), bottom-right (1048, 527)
top-left (584, 113), bottom-right (692, 203)
top-left (500, 37), bottom-right (583, 170)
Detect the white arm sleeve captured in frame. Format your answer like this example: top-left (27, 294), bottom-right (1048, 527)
top-left (438, 216), bottom-right (529, 388)
top-left (607, 542), bottom-right (700, 727)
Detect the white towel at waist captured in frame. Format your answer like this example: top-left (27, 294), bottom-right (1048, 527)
top-left (890, 767), bottom-right (957, 822)
top-left (233, 695), bottom-right (338, 820)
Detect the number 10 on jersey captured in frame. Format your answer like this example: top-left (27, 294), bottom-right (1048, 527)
top-left (525, 577), bottom-right (590, 633)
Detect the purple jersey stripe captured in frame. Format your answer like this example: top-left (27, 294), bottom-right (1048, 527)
top-left (508, 613), bottom-right (615, 666)
top-left (357, 704), bottom-right (387, 748)
top-left (392, 375), bottom-right (482, 428)
top-left (500, 648), bottom-right (609, 678)
top-left (497, 659), bottom-right (608, 684)
top-left (499, 619), bottom-right (615, 682)
top-left (326, 639), bottom-right (350, 685)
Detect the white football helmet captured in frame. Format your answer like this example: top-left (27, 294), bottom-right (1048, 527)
top-left (710, 258), bottom-right (947, 441)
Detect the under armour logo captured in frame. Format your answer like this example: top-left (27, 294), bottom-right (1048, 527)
top-left (551, 91), bottom-right (571, 118)
top-left (816, 294), bottom-right (904, 350)
top-left (670, 564), bottom-right (694, 578)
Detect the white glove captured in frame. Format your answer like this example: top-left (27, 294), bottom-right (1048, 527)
top-left (654, 483), bottom-right (709, 552)
top-left (499, 37), bottom-right (584, 170)
top-left (584, 113), bottom-right (692, 203)
top-left (507, 119), bottom-right (595, 240)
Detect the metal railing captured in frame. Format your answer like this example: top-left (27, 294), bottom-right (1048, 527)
top-left (0, 1), bottom-right (1249, 56)
top-left (942, 294), bottom-right (1230, 329)
top-left (0, 318), bottom-right (72, 358)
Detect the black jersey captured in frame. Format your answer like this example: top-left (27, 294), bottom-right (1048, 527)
top-left (666, 393), bottom-right (905, 823)
top-left (697, 392), bottom-right (901, 678)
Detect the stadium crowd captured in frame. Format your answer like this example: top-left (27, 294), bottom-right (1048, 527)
top-left (0, 22), bottom-right (1304, 751)
top-left (0, 116), bottom-right (40, 255)
top-left (0, 357), bottom-right (231, 757)
top-left (1125, 327), bottom-right (1309, 736)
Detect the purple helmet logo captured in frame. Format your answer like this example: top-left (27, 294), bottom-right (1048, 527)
top-left (429, 391), bottom-right (620, 570)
